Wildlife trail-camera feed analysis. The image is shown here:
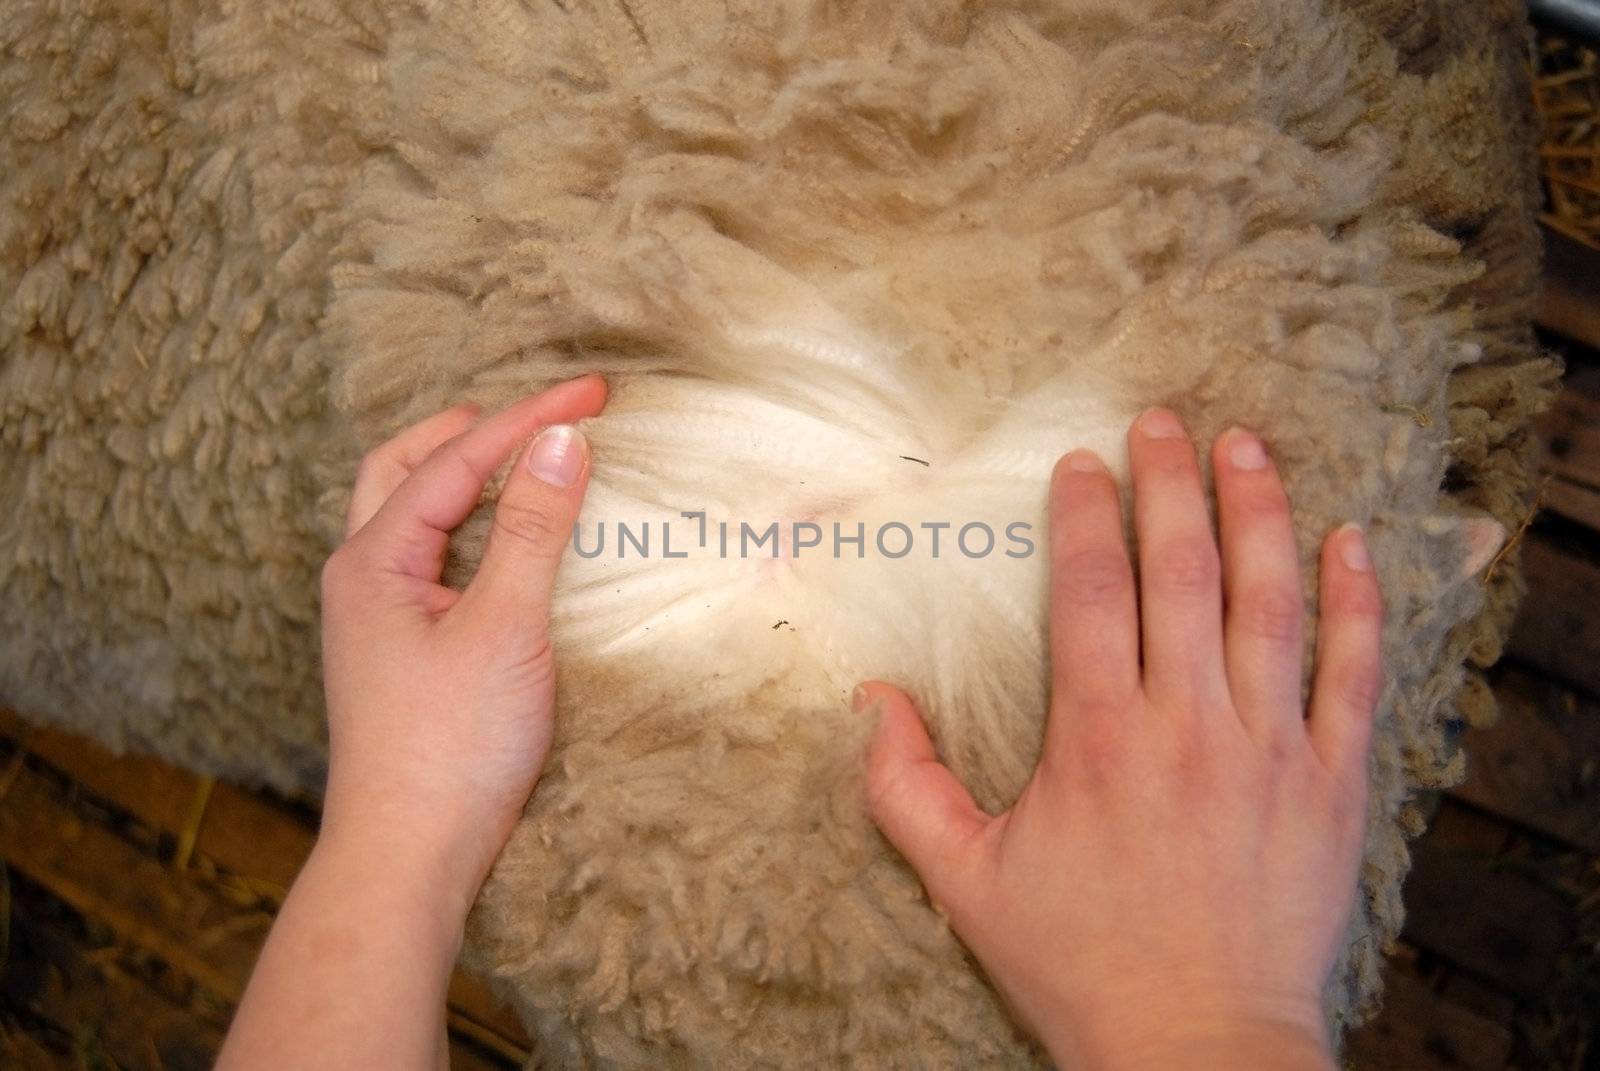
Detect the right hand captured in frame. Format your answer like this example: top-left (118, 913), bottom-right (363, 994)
top-left (857, 409), bottom-right (1383, 1071)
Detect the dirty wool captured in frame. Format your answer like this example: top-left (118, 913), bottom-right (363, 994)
top-left (0, 0), bottom-right (1557, 1065)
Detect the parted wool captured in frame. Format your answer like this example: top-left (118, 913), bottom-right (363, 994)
top-left (0, 0), bottom-right (1556, 1067)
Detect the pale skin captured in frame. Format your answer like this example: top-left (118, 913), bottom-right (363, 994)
top-left (218, 381), bottom-right (1382, 1071)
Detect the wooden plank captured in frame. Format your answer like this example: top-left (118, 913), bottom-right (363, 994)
top-left (1545, 474), bottom-right (1600, 531)
top-left (4, 890), bottom-right (511, 1071)
top-left (1536, 376), bottom-right (1600, 495)
top-left (0, 713), bottom-right (533, 1054)
top-left (0, 709), bottom-right (312, 894)
top-left (1423, 801), bottom-right (1512, 857)
top-left (1400, 837), bottom-right (1575, 997)
top-left (448, 971), bottom-right (529, 1061)
top-left (0, 1027), bottom-right (75, 1071)
top-left (1506, 535), bottom-right (1600, 696)
top-left (0, 763), bottom-right (266, 1002)
top-left (4, 897), bottom-right (224, 1071)
top-left (1451, 666), bottom-right (1600, 852)
top-left (1539, 226), bottom-right (1600, 351)
top-left (450, 1035), bottom-right (523, 1071)
top-left (1346, 959), bottom-right (1514, 1070)
top-left (1432, 968), bottom-right (1518, 1034)
top-left (0, 756), bottom-right (530, 1064)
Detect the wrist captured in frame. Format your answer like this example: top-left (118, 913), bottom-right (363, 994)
top-left (320, 760), bottom-right (516, 900)
top-left (1084, 1021), bottom-right (1332, 1071)
top-left (1042, 990), bottom-right (1333, 1071)
top-left (314, 800), bottom-right (494, 932)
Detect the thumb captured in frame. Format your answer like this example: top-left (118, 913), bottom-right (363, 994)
top-left (463, 423), bottom-right (591, 627)
top-left (857, 680), bottom-right (990, 917)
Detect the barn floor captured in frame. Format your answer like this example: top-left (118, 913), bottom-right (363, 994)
top-left (0, 270), bottom-right (1597, 1068)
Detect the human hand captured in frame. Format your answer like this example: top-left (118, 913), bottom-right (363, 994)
top-left (218, 376), bottom-right (605, 1070)
top-left (318, 375), bottom-right (607, 903)
top-left (859, 408), bottom-right (1382, 1071)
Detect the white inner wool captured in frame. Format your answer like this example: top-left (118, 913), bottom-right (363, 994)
top-left (564, 339), bottom-right (1139, 716)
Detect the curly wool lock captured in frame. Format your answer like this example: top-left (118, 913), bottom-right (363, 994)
top-left (0, 0), bottom-right (1556, 1066)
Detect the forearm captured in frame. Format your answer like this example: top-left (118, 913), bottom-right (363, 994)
top-left (1043, 999), bottom-right (1336, 1071)
top-left (1063, 1025), bottom-right (1335, 1071)
top-left (216, 821), bottom-right (478, 1070)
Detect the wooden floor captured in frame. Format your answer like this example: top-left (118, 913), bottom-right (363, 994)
top-left (0, 323), bottom-right (1596, 1070)
top-left (0, 709), bottom-right (532, 1070)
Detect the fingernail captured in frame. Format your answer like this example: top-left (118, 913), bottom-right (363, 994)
top-left (525, 424), bottom-right (585, 488)
top-left (1339, 523), bottom-right (1371, 571)
top-left (1065, 449), bottom-right (1107, 473)
top-left (851, 685), bottom-right (870, 712)
top-left (1138, 407), bottom-right (1186, 440)
top-left (1225, 428), bottom-right (1268, 470)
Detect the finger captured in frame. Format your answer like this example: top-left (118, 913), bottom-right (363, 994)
top-left (353, 375), bottom-right (608, 582)
top-left (345, 404), bottom-right (483, 537)
top-left (1129, 408), bottom-right (1228, 711)
top-left (857, 681), bottom-right (989, 918)
top-left (456, 423), bottom-right (593, 631)
top-left (1047, 451), bottom-right (1140, 723)
top-left (1307, 524), bottom-right (1384, 778)
top-left (1212, 428), bottom-right (1305, 742)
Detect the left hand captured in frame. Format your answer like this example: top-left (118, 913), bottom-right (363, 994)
top-left (318, 375), bottom-right (607, 899)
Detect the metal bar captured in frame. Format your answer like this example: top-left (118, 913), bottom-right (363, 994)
top-left (1530, 0), bottom-right (1600, 48)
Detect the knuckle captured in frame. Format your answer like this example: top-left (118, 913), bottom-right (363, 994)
top-left (1256, 725), bottom-right (1303, 771)
top-left (1331, 661), bottom-right (1383, 715)
top-left (444, 446), bottom-right (482, 488)
top-left (1068, 686), bottom-right (1135, 722)
top-left (1234, 583), bottom-right (1304, 644)
top-left (865, 760), bottom-right (915, 824)
top-left (513, 634), bottom-right (557, 691)
top-left (492, 499), bottom-right (567, 552)
top-left (1234, 480), bottom-right (1291, 519)
top-left (1165, 715), bottom-right (1222, 782)
top-left (1147, 535), bottom-right (1221, 597)
top-left (319, 545), bottom-right (360, 597)
top-left (1326, 570), bottom-right (1384, 621)
top-left (1147, 442), bottom-right (1199, 474)
top-left (1315, 772), bottom-right (1369, 840)
top-left (1057, 547), bottom-right (1134, 607)
top-left (864, 763), bottom-right (894, 814)
top-left (1069, 719), bottom-right (1131, 784)
top-left (353, 449), bottom-right (394, 488)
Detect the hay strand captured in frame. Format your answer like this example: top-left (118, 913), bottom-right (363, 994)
top-left (1537, 37), bottom-right (1600, 251)
top-left (1484, 477), bottom-right (1551, 584)
top-left (174, 776), bottom-right (215, 873)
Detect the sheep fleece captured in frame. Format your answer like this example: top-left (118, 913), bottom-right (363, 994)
top-left (0, 0), bottom-right (1556, 1066)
